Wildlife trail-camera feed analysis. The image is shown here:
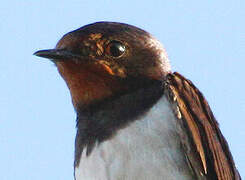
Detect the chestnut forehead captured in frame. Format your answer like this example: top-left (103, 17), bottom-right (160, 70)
top-left (69, 23), bottom-right (151, 43)
top-left (56, 32), bottom-right (104, 49)
top-left (56, 22), bottom-right (163, 58)
top-left (57, 30), bottom-right (151, 50)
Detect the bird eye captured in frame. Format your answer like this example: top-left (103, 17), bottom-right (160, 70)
top-left (106, 40), bottom-right (126, 57)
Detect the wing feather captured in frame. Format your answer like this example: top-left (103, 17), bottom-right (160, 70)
top-left (165, 72), bottom-right (240, 180)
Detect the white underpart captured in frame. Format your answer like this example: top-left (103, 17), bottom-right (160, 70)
top-left (75, 95), bottom-right (194, 180)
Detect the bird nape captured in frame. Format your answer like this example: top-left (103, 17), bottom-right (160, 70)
top-left (34, 21), bottom-right (240, 180)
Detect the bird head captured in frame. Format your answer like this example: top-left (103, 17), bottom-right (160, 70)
top-left (34, 22), bottom-right (171, 109)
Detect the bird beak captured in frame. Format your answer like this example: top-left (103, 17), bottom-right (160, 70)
top-left (34, 49), bottom-right (81, 61)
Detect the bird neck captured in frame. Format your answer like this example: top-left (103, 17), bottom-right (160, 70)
top-left (57, 61), bottom-right (127, 109)
top-left (57, 61), bottom-right (165, 110)
top-left (74, 80), bottom-right (164, 167)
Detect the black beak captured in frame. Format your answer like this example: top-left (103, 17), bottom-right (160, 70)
top-left (34, 49), bottom-right (81, 61)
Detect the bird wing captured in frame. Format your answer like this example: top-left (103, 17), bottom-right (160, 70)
top-left (164, 72), bottom-right (240, 180)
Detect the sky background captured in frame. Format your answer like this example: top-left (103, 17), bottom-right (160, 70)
top-left (0, 0), bottom-right (244, 179)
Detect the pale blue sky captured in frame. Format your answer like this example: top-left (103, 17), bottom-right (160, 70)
top-left (0, 1), bottom-right (244, 179)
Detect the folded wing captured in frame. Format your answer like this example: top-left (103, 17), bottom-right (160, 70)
top-left (165, 72), bottom-right (240, 180)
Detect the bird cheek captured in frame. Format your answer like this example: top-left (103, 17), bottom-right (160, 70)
top-left (96, 60), bottom-right (127, 78)
top-left (144, 67), bottom-right (165, 80)
top-left (114, 67), bottom-right (127, 78)
top-left (94, 60), bottom-right (115, 76)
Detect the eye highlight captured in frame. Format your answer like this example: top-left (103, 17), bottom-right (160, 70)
top-left (106, 40), bottom-right (126, 57)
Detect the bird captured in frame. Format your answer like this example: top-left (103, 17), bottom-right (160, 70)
top-left (34, 22), bottom-right (240, 180)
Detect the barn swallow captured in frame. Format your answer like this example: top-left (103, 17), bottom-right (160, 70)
top-left (34, 22), bottom-right (240, 180)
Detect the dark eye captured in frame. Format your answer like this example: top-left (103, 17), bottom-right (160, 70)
top-left (106, 40), bottom-right (126, 57)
